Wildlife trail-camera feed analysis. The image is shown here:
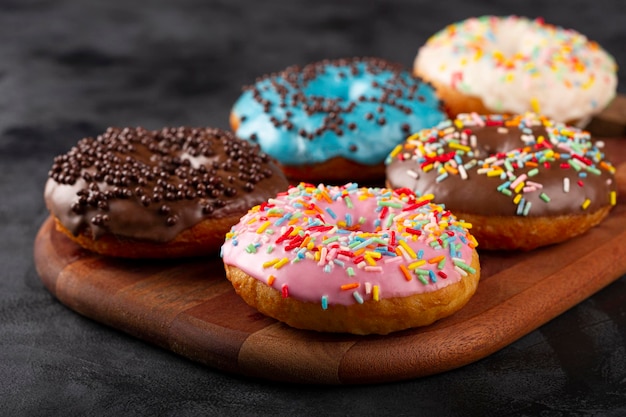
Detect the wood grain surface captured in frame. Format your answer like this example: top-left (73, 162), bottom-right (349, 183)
top-left (34, 131), bottom-right (626, 384)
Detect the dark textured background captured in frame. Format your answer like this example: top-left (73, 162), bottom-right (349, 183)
top-left (2, 1), bottom-right (626, 416)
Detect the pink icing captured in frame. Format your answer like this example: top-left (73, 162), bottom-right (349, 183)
top-left (221, 183), bottom-right (477, 307)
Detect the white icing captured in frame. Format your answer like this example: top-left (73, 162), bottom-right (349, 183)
top-left (414, 15), bottom-right (618, 122)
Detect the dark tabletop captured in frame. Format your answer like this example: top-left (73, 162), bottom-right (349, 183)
top-left (3, 1), bottom-right (626, 416)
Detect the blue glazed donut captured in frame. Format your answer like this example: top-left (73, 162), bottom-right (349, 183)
top-left (230, 57), bottom-right (445, 182)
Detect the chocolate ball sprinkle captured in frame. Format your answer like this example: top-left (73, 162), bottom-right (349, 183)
top-left (48, 126), bottom-right (278, 228)
top-left (239, 57), bottom-right (441, 147)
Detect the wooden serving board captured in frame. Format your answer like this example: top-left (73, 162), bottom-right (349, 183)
top-left (34, 136), bottom-right (626, 385)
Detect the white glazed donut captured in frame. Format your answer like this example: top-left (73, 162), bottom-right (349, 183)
top-left (414, 15), bottom-right (618, 124)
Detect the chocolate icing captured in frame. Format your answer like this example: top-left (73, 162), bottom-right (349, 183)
top-left (45, 126), bottom-right (289, 242)
top-left (385, 114), bottom-right (617, 217)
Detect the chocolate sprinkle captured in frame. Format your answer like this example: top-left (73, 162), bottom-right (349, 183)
top-left (237, 57), bottom-right (444, 151)
top-left (45, 126), bottom-right (288, 242)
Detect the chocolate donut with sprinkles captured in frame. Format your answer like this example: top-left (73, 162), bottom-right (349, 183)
top-left (385, 113), bottom-right (618, 250)
top-left (221, 183), bottom-right (480, 335)
top-left (230, 57), bottom-right (446, 183)
top-left (44, 126), bottom-right (289, 258)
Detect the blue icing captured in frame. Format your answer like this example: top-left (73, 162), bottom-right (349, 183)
top-left (232, 58), bottom-right (445, 166)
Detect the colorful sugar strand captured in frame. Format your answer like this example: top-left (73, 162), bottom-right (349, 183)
top-left (388, 112), bottom-right (617, 217)
top-left (221, 183), bottom-right (477, 308)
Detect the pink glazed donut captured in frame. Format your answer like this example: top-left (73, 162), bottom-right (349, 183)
top-left (221, 183), bottom-right (480, 335)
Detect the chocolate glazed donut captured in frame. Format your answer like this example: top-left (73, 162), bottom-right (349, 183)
top-left (44, 126), bottom-right (289, 258)
top-left (385, 113), bottom-right (617, 250)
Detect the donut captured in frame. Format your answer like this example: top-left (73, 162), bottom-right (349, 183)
top-left (385, 113), bottom-right (618, 251)
top-left (44, 126), bottom-right (289, 258)
top-left (221, 183), bottom-right (480, 335)
top-left (413, 15), bottom-right (617, 124)
top-left (230, 57), bottom-right (446, 183)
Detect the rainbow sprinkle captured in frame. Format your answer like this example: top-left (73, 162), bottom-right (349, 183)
top-left (417, 15), bottom-right (617, 122)
top-left (221, 183), bottom-right (477, 308)
top-left (387, 112), bottom-right (617, 217)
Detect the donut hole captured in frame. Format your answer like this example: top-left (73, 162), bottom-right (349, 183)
top-left (304, 72), bottom-right (377, 104)
top-left (315, 196), bottom-right (383, 234)
top-left (467, 124), bottom-right (546, 159)
top-left (491, 18), bottom-right (530, 58)
top-left (479, 17), bottom-right (543, 61)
